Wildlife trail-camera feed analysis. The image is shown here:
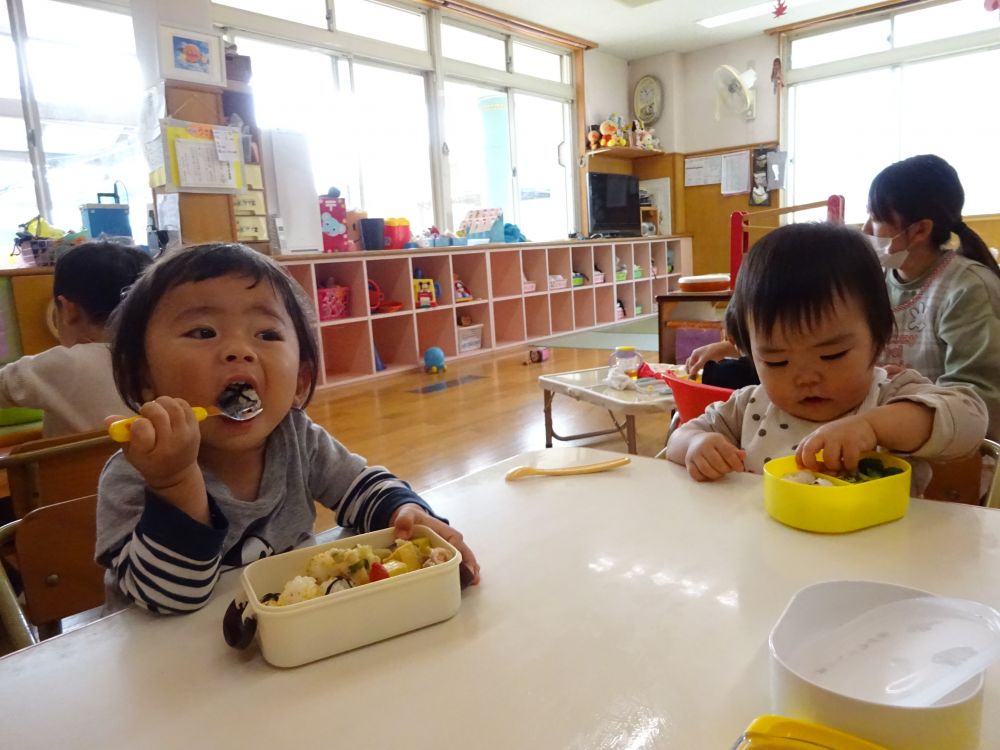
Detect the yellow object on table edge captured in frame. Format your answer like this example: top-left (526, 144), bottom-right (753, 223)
top-left (733, 715), bottom-right (887, 749)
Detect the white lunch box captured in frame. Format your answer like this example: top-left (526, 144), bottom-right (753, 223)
top-left (224, 525), bottom-right (462, 668)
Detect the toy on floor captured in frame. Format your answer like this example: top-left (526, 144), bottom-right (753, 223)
top-left (424, 346), bottom-right (446, 373)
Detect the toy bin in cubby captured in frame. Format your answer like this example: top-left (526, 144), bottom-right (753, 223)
top-left (457, 323), bottom-right (484, 353)
top-left (226, 525), bottom-right (461, 668)
top-left (316, 285), bottom-right (350, 321)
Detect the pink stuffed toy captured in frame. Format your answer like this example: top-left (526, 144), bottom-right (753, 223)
top-left (987, 0), bottom-right (999, 10)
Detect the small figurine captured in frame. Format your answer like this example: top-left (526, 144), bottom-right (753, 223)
top-left (587, 128), bottom-right (601, 151)
top-left (454, 274), bottom-right (473, 302)
top-left (424, 346), bottom-right (446, 373)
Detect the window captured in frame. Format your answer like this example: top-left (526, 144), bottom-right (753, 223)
top-left (349, 62), bottom-right (433, 230)
top-left (790, 20), bottom-right (890, 69)
top-left (512, 41), bottom-right (564, 82)
top-left (442, 83), bottom-right (572, 239)
top-left (512, 93), bottom-right (571, 239)
top-left (231, 36), bottom-right (341, 197)
top-left (441, 22), bottom-right (506, 70)
top-left (443, 81), bottom-right (513, 230)
top-left (5, 0), bottom-right (147, 243)
top-left (893, 1), bottom-right (999, 47)
top-left (785, 0), bottom-right (1000, 222)
top-left (213, 0), bottom-right (328, 28)
top-left (221, 1), bottom-right (577, 240)
top-left (333, 0), bottom-right (427, 51)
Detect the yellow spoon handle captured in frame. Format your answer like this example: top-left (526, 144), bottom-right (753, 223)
top-left (505, 456), bottom-right (631, 481)
top-left (108, 406), bottom-right (210, 443)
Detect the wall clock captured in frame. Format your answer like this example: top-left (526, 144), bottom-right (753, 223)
top-left (633, 75), bottom-right (662, 126)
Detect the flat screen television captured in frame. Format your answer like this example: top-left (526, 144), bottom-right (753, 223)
top-left (587, 172), bottom-right (640, 237)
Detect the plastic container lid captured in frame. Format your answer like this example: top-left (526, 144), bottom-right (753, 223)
top-left (786, 596), bottom-right (1000, 707)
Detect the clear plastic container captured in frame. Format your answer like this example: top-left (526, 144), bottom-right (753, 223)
top-left (608, 345), bottom-right (643, 379)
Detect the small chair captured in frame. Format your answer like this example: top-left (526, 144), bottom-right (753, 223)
top-left (0, 494), bottom-right (105, 650)
top-left (0, 429), bottom-right (117, 518)
top-left (923, 439), bottom-right (1000, 508)
top-left (656, 373), bottom-right (735, 457)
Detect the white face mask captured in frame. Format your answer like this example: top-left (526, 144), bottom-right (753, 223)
top-left (864, 230), bottom-right (909, 269)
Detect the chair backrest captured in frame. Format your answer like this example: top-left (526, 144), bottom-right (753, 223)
top-left (921, 439), bottom-right (1000, 507)
top-left (0, 494), bottom-right (105, 649)
top-left (663, 372), bottom-right (734, 424)
top-left (18, 494), bottom-right (105, 625)
top-left (1, 430), bottom-right (117, 518)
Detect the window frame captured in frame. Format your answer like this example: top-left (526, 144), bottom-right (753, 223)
top-left (780, 0), bottom-right (1000, 219)
top-left (213, 0), bottom-right (577, 236)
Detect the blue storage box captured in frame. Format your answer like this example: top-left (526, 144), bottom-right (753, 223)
top-left (81, 203), bottom-right (132, 239)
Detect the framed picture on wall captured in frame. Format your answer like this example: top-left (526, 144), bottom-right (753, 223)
top-left (158, 25), bottom-right (225, 86)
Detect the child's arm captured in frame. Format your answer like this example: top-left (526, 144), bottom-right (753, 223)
top-left (391, 504), bottom-right (480, 585)
top-left (119, 397), bottom-right (208, 523)
top-left (306, 420), bottom-right (479, 582)
top-left (666, 426), bottom-right (747, 481)
top-left (794, 403), bottom-right (931, 472)
top-left (665, 391), bottom-right (748, 481)
top-left (796, 370), bottom-right (989, 471)
top-left (685, 340), bottom-right (740, 378)
top-left (97, 397), bottom-right (227, 614)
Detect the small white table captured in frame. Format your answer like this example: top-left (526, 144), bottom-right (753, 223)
top-left (538, 366), bottom-right (675, 453)
top-left (3, 448), bottom-right (1000, 748)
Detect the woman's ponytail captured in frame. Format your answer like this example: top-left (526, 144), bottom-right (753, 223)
top-left (955, 220), bottom-right (1000, 279)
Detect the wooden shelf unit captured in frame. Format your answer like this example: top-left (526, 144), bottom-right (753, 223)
top-left (277, 236), bottom-right (693, 390)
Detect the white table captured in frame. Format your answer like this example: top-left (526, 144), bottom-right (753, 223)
top-left (538, 366), bottom-right (675, 453)
top-left (3, 447), bottom-right (1000, 748)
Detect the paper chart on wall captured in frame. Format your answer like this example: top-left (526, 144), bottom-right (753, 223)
top-left (720, 151), bottom-right (750, 195)
top-left (684, 155), bottom-right (722, 186)
top-left (176, 139), bottom-right (239, 190)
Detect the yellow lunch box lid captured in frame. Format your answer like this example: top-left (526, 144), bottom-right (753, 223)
top-left (735, 715), bottom-right (887, 749)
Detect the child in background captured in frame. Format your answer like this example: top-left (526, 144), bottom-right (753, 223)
top-left (96, 243), bottom-right (479, 614)
top-left (0, 241), bottom-right (151, 436)
top-left (666, 223), bottom-right (987, 484)
top-left (699, 305), bottom-right (759, 391)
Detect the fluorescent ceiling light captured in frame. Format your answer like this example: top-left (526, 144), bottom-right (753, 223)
top-left (697, 0), bottom-right (822, 29)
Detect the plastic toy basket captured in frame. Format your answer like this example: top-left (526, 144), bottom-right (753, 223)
top-left (11, 238), bottom-right (58, 267)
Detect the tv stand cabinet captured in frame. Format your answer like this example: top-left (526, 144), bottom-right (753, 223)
top-left (276, 235), bottom-right (692, 390)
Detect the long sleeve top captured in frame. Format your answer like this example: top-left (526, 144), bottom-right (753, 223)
top-left (95, 408), bottom-right (437, 614)
top-left (680, 367), bottom-right (988, 476)
top-left (881, 251), bottom-right (1000, 440)
top-left (0, 342), bottom-right (134, 436)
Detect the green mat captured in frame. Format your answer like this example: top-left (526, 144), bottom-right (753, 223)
top-left (542, 318), bottom-right (658, 353)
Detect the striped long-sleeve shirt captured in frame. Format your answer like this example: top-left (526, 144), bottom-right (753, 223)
top-left (95, 408), bottom-right (437, 614)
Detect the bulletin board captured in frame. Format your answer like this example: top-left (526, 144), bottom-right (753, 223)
top-left (147, 119), bottom-right (244, 193)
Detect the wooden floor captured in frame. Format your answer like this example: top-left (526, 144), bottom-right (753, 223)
top-left (304, 345), bottom-right (670, 529)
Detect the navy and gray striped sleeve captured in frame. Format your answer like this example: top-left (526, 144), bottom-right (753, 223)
top-left (333, 466), bottom-right (445, 532)
top-left (108, 490), bottom-right (228, 614)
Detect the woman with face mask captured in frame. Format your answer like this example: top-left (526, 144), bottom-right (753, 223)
top-left (864, 154), bottom-right (1000, 440)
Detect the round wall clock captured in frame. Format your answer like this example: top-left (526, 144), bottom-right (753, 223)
top-left (633, 75), bottom-right (663, 126)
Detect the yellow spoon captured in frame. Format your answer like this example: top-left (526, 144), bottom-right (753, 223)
top-left (108, 406), bottom-right (221, 442)
top-left (505, 456), bottom-right (631, 481)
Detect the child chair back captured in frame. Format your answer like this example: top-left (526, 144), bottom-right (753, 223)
top-left (663, 373), bottom-right (734, 425)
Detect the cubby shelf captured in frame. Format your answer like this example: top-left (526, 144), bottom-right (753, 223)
top-left (277, 235), bottom-right (693, 390)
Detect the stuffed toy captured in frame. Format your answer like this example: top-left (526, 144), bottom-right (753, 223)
top-left (600, 120), bottom-right (618, 148)
top-left (587, 129), bottom-right (601, 150)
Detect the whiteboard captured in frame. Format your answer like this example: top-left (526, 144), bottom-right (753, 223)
top-left (261, 129), bottom-right (322, 253)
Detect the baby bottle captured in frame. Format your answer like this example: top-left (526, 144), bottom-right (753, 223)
top-left (609, 345), bottom-right (643, 379)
